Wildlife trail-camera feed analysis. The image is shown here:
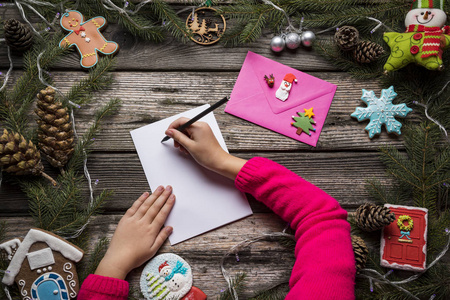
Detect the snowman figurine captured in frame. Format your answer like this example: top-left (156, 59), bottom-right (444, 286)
top-left (384, 0), bottom-right (450, 72)
top-left (275, 73), bottom-right (298, 101)
top-left (159, 261), bottom-right (189, 293)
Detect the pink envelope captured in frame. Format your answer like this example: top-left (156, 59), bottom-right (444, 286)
top-left (225, 51), bottom-right (337, 147)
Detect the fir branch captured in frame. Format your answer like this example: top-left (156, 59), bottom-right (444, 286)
top-left (217, 272), bottom-right (247, 300)
top-left (64, 57), bottom-right (116, 106)
top-left (79, 237), bottom-right (109, 282)
top-left (150, 0), bottom-right (191, 42)
top-left (251, 282), bottom-right (289, 300)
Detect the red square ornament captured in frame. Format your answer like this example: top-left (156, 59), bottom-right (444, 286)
top-left (380, 204), bottom-right (428, 271)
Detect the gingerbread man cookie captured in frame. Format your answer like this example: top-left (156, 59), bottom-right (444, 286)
top-left (59, 10), bottom-right (119, 68)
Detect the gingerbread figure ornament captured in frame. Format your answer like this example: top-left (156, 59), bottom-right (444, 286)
top-left (59, 10), bottom-right (119, 68)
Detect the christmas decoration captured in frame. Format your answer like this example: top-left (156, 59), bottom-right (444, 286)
top-left (355, 203), bottom-right (396, 232)
top-left (380, 204), bottom-right (428, 271)
top-left (264, 74), bottom-right (275, 88)
top-left (285, 32), bottom-right (301, 49)
top-left (35, 87), bottom-right (75, 168)
top-left (384, 0), bottom-right (450, 72)
top-left (300, 30), bottom-right (315, 47)
top-left (351, 86), bottom-right (412, 138)
top-left (275, 73), bottom-right (297, 101)
top-left (291, 108), bottom-right (315, 136)
top-left (353, 40), bottom-right (384, 64)
top-left (140, 253), bottom-right (193, 300)
top-left (334, 26), bottom-right (359, 51)
top-left (270, 35), bottom-right (285, 52)
top-left (186, 7), bottom-right (226, 45)
top-left (3, 18), bottom-right (33, 52)
top-left (0, 129), bottom-right (57, 185)
top-left (0, 228), bottom-right (84, 300)
top-left (59, 10), bottom-right (119, 68)
top-left (351, 235), bottom-right (369, 271)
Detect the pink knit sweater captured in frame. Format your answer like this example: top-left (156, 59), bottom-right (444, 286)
top-left (78, 157), bottom-right (355, 299)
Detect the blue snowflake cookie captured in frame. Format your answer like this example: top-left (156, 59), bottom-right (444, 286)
top-left (351, 86), bottom-right (412, 138)
top-left (140, 253), bottom-right (193, 300)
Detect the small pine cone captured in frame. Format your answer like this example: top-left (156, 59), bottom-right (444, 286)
top-left (35, 87), bottom-right (75, 168)
top-left (351, 235), bottom-right (369, 271)
top-left (334, 26), bottom-right (359, 51)
top-left (4, 19), bottom-right (33, 52)
top-left (353, 40), bottom-right (384, 64)
top-left (355, 203), bottom-right (396, 232)
top-left (0, 129), bottom-right (43, 176)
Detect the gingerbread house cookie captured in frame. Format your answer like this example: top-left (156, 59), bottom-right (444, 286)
top-left (59, 10), bottom-right (119, 68)
top-left (1, 228), bottom-right (84, 299)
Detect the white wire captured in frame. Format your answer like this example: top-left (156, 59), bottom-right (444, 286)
top-left (0, 46), bottom-right (13, 92)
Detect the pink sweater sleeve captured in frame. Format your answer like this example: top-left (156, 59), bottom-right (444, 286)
top-left (77, 274), bottom-right (129, 300)
top-left (235, 157), bottom-right (355, 300)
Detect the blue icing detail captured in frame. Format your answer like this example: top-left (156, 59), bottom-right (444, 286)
top-left (351, 86), bottom-right (412, 138)
top-left (61, 291), bottom-right (68, 299)
top-left (58, 279), bottom-right (66, 289)
top-left (49, 273), bottom-right (59, 280)
top-left (35, 275), bottom-right (45, 285)
top-left (32, 289), bottom-right (37, 298)
top-left (37, 280), bottom-right (60, 300)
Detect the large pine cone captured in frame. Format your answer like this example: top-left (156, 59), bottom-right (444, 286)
top-left (351, 235), bottom-right (369, 271)
top-left (334, 26), bottom-right (359, 51)
top-left (355, 203), bottom-right (396, 232)
top-left (4, 19), bottom-right (33, 52)
top-left (35, 87), bottom-right (75, 168)
top-left (353, 40), bottom-right (384, 64)
top-left (0, 129), bottom-right (44, 175)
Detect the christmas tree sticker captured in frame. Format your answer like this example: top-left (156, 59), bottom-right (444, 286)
top-left (291, 107), bottom-right (316, 135)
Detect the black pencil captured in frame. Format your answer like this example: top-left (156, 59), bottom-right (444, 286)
top-left (161, 96), bottom-right (230, 143)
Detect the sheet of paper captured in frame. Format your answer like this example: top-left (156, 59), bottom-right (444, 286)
top-left (130, 104), bottom-right (253, 245)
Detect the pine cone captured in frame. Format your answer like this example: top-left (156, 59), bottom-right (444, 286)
top-left (334, 26), bottom-right (359, 51)
top-left (355, 203), bottom-right (396, 232)
top-left (4, 19), bottom-right (33, 52)
top-left (35, 87), bottom-right (74, 168)
top-left (353, 40), bottom-right (384, 64)
top-left (0, 129), bottom-right (43, 176)
top-left (351, 235), bottom-right (368, 271)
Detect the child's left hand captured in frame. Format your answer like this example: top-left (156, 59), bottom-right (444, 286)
top-left (95, 186), bottom-right (175, 279)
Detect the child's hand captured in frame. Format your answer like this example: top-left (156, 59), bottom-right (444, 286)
top-left (95, 186), bottom-right (175, 280)
top-left (165, 118), bottom-right (247, 180)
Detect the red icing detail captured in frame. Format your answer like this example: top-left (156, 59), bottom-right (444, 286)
top-left (413, 33), bottom-right (423, 40)
top-left (74, 26), bottom-right (85, 35)
top-left (158, 261), bottom-right (169, 273)
top-left (410, 45), bottom-right (419, 54)
top-left (181, 286), bottom-right (207, 300)
top-left (381, 205), bottom-right (427, 270)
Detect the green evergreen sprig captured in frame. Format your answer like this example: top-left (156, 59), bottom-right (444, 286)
top-left (78, 237), bottom-right (109, 282)
top-left (217, 272), bottom-right (247, 300)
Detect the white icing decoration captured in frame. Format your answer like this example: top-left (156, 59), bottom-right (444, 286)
top-left (85, 38), bottom-right (91, 43)
top-left (27, 247), bottom-right (54, 270)
top-left (43, 268), bottom-right (47, 272)
top-left (48, 266), bottom-right (52, 271)
top-left (0, 238), bottom-right (21, 260)
top-left (1, 229), bottom-right (83, 286)
top-left (37, 269), bottom-right (42, 274)
top-left (53, 290), bottom-right (58, 295)
top-left (64, 262), bottom-right (77, 298)
top-left (18, 279), bottom-right (30, 299)
top-left (81, 32), bottom-right (86, 37)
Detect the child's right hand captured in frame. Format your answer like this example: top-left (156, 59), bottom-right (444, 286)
top-left (165, 118), bottom-right (247, 180)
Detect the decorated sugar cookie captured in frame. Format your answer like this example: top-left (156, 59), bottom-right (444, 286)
top-left (59, 10), bottom-right (119, 68)
top-left (351, 86), bottom-right (412, 138)
top-left (0, 228), bottom-right (84, 300)
top-left (383, 0), bottom-right (450, 72)
top-left (140, 253), bottom-right (193, 300)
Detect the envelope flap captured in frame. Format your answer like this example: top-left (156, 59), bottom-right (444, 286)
top-left (250, 52), bottom-right (336, 114)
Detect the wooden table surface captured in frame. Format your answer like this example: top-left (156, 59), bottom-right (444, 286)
top-left (0, 5), bottom-right (399, 299)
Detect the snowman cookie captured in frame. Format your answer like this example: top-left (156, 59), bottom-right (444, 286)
top-left (140, 253), bottom-right (193, 300)
top-left (59, 10), bottom-right (119, 68)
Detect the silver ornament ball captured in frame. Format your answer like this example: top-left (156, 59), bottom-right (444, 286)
top-left (270, 35), bottom-right (285, 52)
top-left (301, 31), bottom-right (315, 47)
top-left (285, 32), bottom-right (301, 49)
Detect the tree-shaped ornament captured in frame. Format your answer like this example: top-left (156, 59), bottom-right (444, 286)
top-left (291, 107), bottom-right (316, 135)
top-left (383, 0), bottom-right (450, 72)
top-left (351, 86), bottom-right (412, 138)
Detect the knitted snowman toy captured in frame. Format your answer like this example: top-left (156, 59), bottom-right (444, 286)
top-left (384, 0), bottom-right (450, 72)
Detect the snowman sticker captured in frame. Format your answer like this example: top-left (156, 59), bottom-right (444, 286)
top-left (384, 0), bottom-right (450, 72)
top-left (140, 253), bottom-right (193, 300)
top-left (275, 73), bottom-right (298, 101)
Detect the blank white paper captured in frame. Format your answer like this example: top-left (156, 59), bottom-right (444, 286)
top-left (130, 104), bottom-right (253, 245)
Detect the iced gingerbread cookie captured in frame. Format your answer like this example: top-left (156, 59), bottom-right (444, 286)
top-left (59, 10), bottom-right (119, 68)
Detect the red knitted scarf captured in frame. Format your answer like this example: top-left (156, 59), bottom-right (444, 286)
top-left (405, 25), bottom-right (450, 58)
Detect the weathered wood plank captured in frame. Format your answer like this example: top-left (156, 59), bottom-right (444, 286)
top-left (1, 214), bottom-right (295, 299)
top-left (0, 151), bottom-right (390, 214)
top-left (23, 70), bottom-right (408, 152)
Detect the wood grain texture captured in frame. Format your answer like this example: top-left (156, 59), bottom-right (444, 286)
top-left (1, 214), bottom-right (295, 299)
top-left (0, 151), bottom-right (390, 214)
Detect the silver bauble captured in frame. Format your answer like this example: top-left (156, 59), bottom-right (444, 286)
top-left (270, 35), bottom-right (285, 52)
top-left (285, 32), bottom-right (301, 49)
top-left (301, 31), bottom-right (315, 47)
